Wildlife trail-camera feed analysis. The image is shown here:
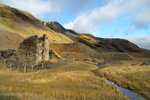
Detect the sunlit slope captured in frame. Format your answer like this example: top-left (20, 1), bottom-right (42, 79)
top-left (0, 3), bottom-right (73, 49)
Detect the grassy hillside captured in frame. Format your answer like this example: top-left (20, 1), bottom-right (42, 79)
top-left (1, 3), bottom-right (150, 59)
top-left (49, 42), bottom-right (102, 60)
top-left (46, 21), bottom-right (150, 58)
top-left (0, 3), bottom-right (73, 50)
top-left (0, 62), bottom-right (128, 100)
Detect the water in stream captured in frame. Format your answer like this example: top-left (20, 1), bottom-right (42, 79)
top-left (97, 65), bottom-right (146, 100)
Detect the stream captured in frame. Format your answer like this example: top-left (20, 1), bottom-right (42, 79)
top-left (96, 65), bottom-right (146, 100)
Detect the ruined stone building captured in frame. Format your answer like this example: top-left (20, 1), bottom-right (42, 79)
top-left (0, 34), bottom-right (63, 70)
top-left (17, 34), bottom-right (49, 67)
top-left (49, 50), bottom-right (62, 59)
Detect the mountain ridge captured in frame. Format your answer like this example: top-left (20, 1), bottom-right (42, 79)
top-left (0, 3), bottom-right (150, 58)
top-left (45, 21), bottom-right (150, 58)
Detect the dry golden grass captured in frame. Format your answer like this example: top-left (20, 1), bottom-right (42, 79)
top-left (0, 62), bottom-right (128, 100)
top-left (98, 59), bottom-right (150, 99)
top-left (79, 35), bottom-right (98, 44)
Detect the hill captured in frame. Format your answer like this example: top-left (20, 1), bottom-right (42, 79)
top-left (0, 3), bottom-right (73, 50)
top-left (46, 21), bottom-right (150, 58)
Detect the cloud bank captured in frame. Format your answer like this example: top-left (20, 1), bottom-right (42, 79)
top-left (0, 0), bottom-right (64, 18)
top-left (0, 0), bottom-right (98, 19)
top-left (132, 9), bottom-right (150, 29)
top-left (64, 0), bottom-right (150, 34)
top-left (1, 0), bottom-right (149, 32)
top-left (126, 36), bottom-right (150, 50)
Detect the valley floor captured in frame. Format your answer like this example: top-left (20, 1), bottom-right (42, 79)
top-left (0, 61), bottom-right (128, 100)
top-left (98, 59), bottom-right (150, 100)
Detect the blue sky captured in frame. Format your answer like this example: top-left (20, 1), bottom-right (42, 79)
top-left (0, 0), bottom-right (150, 49)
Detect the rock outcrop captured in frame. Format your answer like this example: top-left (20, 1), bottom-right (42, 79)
top-left (45, 21), bottom-right (66, 33)
top-left (45, 21), bottom-right (78, 41)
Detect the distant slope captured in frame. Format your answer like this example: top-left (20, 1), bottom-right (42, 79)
top-left (45, 21), bottom-right (78, 41)
top-left (45, 21), bottom-right (140, 52)
top-left (0, 4), bottom-right (73, 50)
top-left (46, 21), bottom-right (150, 58)
top-left (49, 42), bottom-right (100, 58)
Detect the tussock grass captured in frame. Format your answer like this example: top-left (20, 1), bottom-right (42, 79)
top-left (0, 62), bottom-right (128, 100)
top-left (98, 61), bottom-right (150, 99)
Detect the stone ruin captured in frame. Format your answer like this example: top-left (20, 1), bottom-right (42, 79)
top-left (17, 34), bottom-right (49, 67)
top-left (0, 34), bottom-right (63, 71)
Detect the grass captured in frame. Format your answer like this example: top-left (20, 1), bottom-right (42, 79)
top-left (79, 35), bottom-right (97, 44)
top-left (98, 60), bottom-right (150, 99)
top-left (0, 62), bottom-right (128, 100)
top-left (0, 93), bottom-right (18, 100)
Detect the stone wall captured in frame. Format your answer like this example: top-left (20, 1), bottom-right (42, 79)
top-left (49, 50), bottom-right (62, 59)
top-left (0, 49), bottom-right (16, 59)
top-left (17, 34), bottom-right (49, 68)
top-left (41, 34), bottom-right (49, 61)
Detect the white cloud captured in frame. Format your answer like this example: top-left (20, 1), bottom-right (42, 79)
top-left (0, 0), bottom-right (100, 19)
top-left (1, 0), bottom-right (150, 35)
top-left (64, 0), bottom-right (150, 34)
top-left (0, 0), bottom-right (63, 18)
top-left (126, 36), bottom-right (150, 50)
top-left (132, 9), bottom-right (150, 29)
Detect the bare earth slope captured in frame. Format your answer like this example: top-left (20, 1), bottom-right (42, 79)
top-left (0, 4), bottom-right (73, 50)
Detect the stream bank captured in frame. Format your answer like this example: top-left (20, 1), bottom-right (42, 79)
top-left (95, 64), bottom-right (146, 100)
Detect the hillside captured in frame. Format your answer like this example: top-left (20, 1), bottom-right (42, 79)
top-left (46, 21), bottom-right (150, 58)
top-left (0, 3), bottom-right (73, 50)
top-left (0, 3), bottom-right (150, 58)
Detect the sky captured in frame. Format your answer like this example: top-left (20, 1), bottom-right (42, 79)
top-left (0, 0), bottom-right (150, 49)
